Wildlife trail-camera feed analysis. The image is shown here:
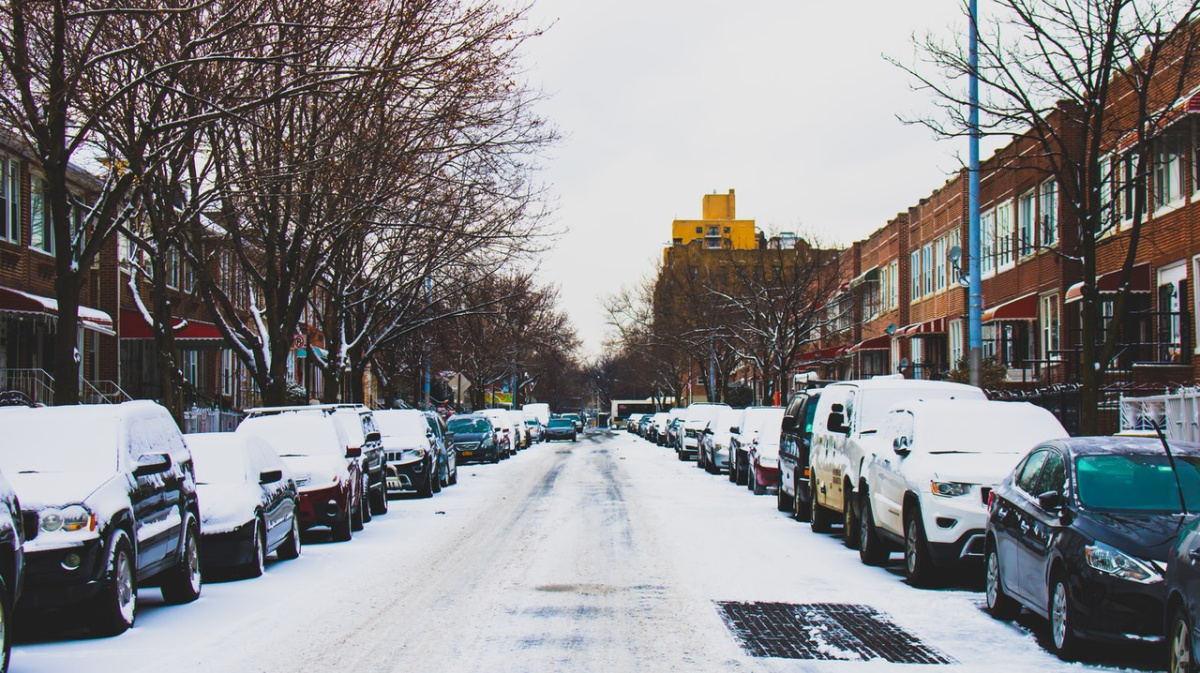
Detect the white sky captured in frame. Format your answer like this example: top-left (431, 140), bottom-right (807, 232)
top-left (523, 0), bottom-right (971, 357)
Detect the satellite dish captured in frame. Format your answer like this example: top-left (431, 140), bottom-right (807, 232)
top-left (898, 358), bottom-right (910, 370)
top-left (885, 323), bottom-right (897, 335)
top-left (958, 276), bottom-right (971, 288)
top-left (948, 246), bottom-right (962, 264)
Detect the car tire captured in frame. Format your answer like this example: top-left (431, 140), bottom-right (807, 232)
top-left (89, 532), bottom-right (137, 636)
top-left (810, 493), bottom-right (833, 534)
top-left (361, 480), bottom-right (373, 524)
top-left (843, 487), bottom-right (860, 550)
top-left (242, 518), bottom-right (266, 579)
top-left (277, 515), bottom-right (302, 560)
top-left (728, 458), bottom-right (737, 483)
top-left (448, 463), bottom-right (458, 486)
top-left (331, 513), bottom-right (353, 542)
top-left (370, 484), bottom-right (389, 516)
top-left (793, 493), bottom-right (812, 522)
top-left (858, 500), bottom-right (889, 566)
top-left (904, 509), bottom-right (934, 587)
top-left (1170, 606), bottom-right (1195, 673)
top-left (431, 459), bottom-right (443, 494)
top-left (985, 545), bottom-right (1019, 620)
top-left (161, 517), bottom-right (202, 605)
top-left (735, 456), bottom-right (748, 486)
top-left (1049, 575), bottom-right (1080, 660)
top-left (697, 449), bottom-right (706, 470)
top-left (777, 481), bottom-right (794, 512)
top-left (351, 491), bottom-right (365, 531)
top-left (752, 466), bottom-right (765, 495)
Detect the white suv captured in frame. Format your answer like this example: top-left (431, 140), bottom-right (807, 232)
top-left (678, 403), bottom-right (731, 460)
top-left (858, 400), bottom-right (1067, 585)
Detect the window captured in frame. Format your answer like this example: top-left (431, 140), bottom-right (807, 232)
top-left (945, 229), bottom-right (961, 287)
top-left (1155, 129), bottom-right (1185, 209)
top-left (723, 226), bottom-right (730, 233)
top-left (1018, 190), bottom-right (1035, 256)
top-left (880, 264), bottom-right (890, 312)
top-left (888, 261), bottom-right (899, 309)
top-left (980, 209), bottom-right (995, 275)
top-left (862, 279), bottom-right (880, 319)
top-left (1118, 153), bottom-right (1136, 222)
top-left (181, 350), bottom-right (199, 386)
top-left (982, 323), bottom-right (996, 360)
top-left (0, 158), bottom-right (17, 243)
top-left (921, 243), bottom-right (933, 296)
top-left (221, 350), bottom-right (235, 397)
top-left (935, 237), bottom-right (947, 292)
top-left (910, 250), bottom-right (920, 299)
top-left (996, 201), bottom-right (1014, 269)
top-left (1159, 263), bottom-right (1187, 363)
top-left (1099, 157), bottom-right (1116, 234)
top-left (695, 226), bottom-right (702, 234)
top-left (1040, 294), bottom-right (1060, 361)
top-left (949, 319), bottom-right (963, 367)
top-left (30, 176), bottom-right (52, 254)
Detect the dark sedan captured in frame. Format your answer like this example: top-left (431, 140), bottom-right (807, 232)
top-left (544, 419), bottom-right (577, 442)
top-left (984, 436), bottom-right (1200, 660)
top-left (447, 415), bottom-right (501, 464)
top-left (1168, 515), bottom-right (1200, 673)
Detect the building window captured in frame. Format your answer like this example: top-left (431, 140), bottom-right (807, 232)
top-left (30, 176), bottom-right (52, 254)
top-left (949, 319), bottom-right (963, 367)
top-left (981, 209), bottom-right (995, 276)
top-left (723, 226), bottom-right (730, 233)
top-left (1018, 189), bottom-right (1035, 256)
top-left (910, 338), bottom-right (923, 380)
top-left (1040, 294), bottom-right (1060, 360)
top-left (1041, 180), bottom-right (1060, 246)
top-left (181, 349), bottom-right (199, 386)
top-left (910, 250), bottom-right (920, 299)
top-left (981, 323), bottom-right (996, 360)
top-left (1118, 153), bottom-right (1136, 222)
top-left (996, 201), bottom-right (1014, 269)
top-left (221, 349), bottom-right (235, 397)
top-left (695, 226), bottom-right (702, 234)
top-left (921, 244), bottom-right (932, 296)
top-left (888, 261), bottom-right (899, 309)
top-left (1155, 129), bottom-right (1185, 210)
top-left (935, 237), bottom-right (947, 292)
top-left (0, 158), bottom-right (17, 243)
top-left (1159, 262), bottom-right (1187, 362)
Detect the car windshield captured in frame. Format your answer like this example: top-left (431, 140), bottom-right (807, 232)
top-left (1075, 454), bottom-right (1200, 512)
top-left (374, 411), bottom-right (428, 438)
top-left (548, 420), bottom-right (573, 429)
top-left (742, 409), bottom-right (785, 440)
top-left (525, 419), bottom-right (538, 426)
top-left (0, 412), bottom-right (119, 474)
top-left (189, 440), bottom-right (250, 485)
top-left (448, 418), bottom-right (490, 433)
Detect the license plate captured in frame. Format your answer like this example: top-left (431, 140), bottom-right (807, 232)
top-left (462, 451), bottom-right (474, 457)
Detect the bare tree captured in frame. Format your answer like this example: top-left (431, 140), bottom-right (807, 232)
top-left (898, 0), bottom-right (1200, 432)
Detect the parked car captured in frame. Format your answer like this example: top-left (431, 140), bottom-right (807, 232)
top-left (646, 412), bottom-right (670, 443)
top-left (1167, 515), bottom-right (1200, 673)
top-left (562, 413), bottom-right (583, 433)
top-left (0, 469), bottom-right (26, 670)
top-left (985, 436), bottom-right (1200, 659)
top-left (728, 406), bottom-right (784, 486)
top-left (746, 407), bottom-right (787, 496)
top-left (665, 417), bottom-right (684, 450)
top-left (522, 403), bottom-right (550, 428)
top-left (237, 414), bottom-right (363, 542)
top-left (0, 401), bottom-right (202, 636)
top-left (525, 417), bottom-right (545, 443)
top-left (447, 415), bottom-right (501, 463)
top-left (858, 400), bottom-right (1067, 582)
top-left (626, 413), bottom-right (645, 434)
top-left (545, 418), bottom-right (578, 442)
top-left (374, 409), bottom-right (442, 497)
top-left (506, 409), bottom-right (531, 450)
top-left (423, 411), bottom-right (458, 486)
top-left (244, 404), bottom-right (387, 520)
top-left (778, 389), bottom-right (823, 519)
top-left (185, 433), bottom-right (302, 578)
top-left (698, 406), bottom-right (741, 475)
top-left (475, 409), bottom-right (516, 458)
top-left (678, 403), bottom-right (731, 461)
top-left (808, 377), bottom-right (986, 544)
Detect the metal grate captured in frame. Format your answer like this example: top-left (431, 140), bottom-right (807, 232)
top-left (717, 601), bottom-right (954, 664)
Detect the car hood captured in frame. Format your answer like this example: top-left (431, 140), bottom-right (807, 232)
top-left (1074, 510), bottom-right (1196, 562)
top-left (450, 432), bottom-right (488, 443)
top-left (923, 452), bottom-right (1026, 487)
top-left (381, 435), bottom-right (429, 452)
top-left (9, 471), bottom-right (120, 511)
top-left (197, 482), bottom-right (260, 534)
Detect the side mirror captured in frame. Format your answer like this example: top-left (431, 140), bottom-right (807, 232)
top-left (133, 453), bottom-right (172, 477)
top-left (827, 412), bottom-right (849, 434)
top-left (781, 414), bottom-right (797, 431)
top-left (345, 446), bottom-right (363, 459)
top-left (259, 469), bottom-right (283, 484)
top-left (893, 436), bottom-right (910, 456)
top-left (365, 431), bottom-right (382, 444)
top-left (1037, 490), bottom-right (1063, 511)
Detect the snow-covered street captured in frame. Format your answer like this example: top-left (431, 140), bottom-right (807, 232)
top-left (13, 432), bottom-right (1161, 673)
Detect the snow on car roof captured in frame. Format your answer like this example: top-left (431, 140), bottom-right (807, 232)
top-left (185, 433), bottom-right (254, 484)
top-left (373, 409), bottom-right (429, 438)
top-left (236, 414), bottom-right (347, 458)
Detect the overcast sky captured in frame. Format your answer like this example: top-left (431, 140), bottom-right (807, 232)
top-left (522, 0), bottom-right (971, 357)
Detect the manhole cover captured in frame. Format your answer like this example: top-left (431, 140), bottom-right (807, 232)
top-left (717, 601), bottom-right (954, 664)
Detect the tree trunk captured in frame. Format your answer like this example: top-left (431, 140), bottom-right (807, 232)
top-left (52, 269), bottom-right (81, 406)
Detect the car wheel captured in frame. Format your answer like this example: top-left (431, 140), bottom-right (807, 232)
top-left (728, 457), bottom-right (737, 483)
top-left (431, 459), bottom-right (443, 494)
top-left (904, 510), bottom-right (934, 587)
top-left (331, 512), bottom-right (353, 542)
top-left (697, 449), bottom-right (706, 470)
top-left (777, 479), bottom-right (794, 512)
top-left (448, 463), bottom-right (458, 486)
top-left (242, 518), bottom-right (266, 579)
top-left (89, 532), bottom-right (137, 636)
top-left (810, 489), bottom-right (833, 533)
top-left (277, 515), bottom-right (302, 560)
top-left (370, 484), bottom-right (389, 516)
top-left (351, 491), bottom-right (365, 531)
top-left (161, 517), bottom-right (202, 605)
top-left (1171, 606), bottom-right (1195, 673)
top-left (736, 457), bottom-right (748, 486)
top-left (416, 464), bottom-right (434, 498)
top-left (843, 487), bottom-right (859, 549)
top-left (1049, 575), bottom-right (1079, 660)
top-left (793, 492), bottom-right (812, 522)
top-left (858, 500), bottom-right (889, 566)
top-left (752, 466), bottom-right (765, 495)
top-left (985, 545), bottom-right (1019, 620)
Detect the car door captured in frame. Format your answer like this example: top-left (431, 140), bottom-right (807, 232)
top-left (1017, 448), bottom-right (1067, 609)
top-left (127, 416), bottom-right (181, 571)
top-left (872, 410), bottom-right (913, 536)
top-left (253, 442), bottom-right (291, 549)
top-left (994, 448), bottom-right (1048, 604)
top-left (779, 397), bottom-right (805, 496)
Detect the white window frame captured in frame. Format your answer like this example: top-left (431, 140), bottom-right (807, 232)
top-left (949, 319), bottom-right (963, 367)
top-left (888, 261), bottom-right (899, 309)
top-left (921, 243), bottom-right (933, 297)
top-left (1040, 293), bottom-right (1060, 361)
top-left (1018, 189), bottom-right (1036, 257)
top-left (0, 158), bottom-right (18, 244)
top-left (1155, 129), bottom-right (1186, 213)
top-left (1193, 255), bottom-right (1200, 355)
top-left (996, 201), bottom-right (1014, 271)
top-left (910, 250), bottom-right (920, 300)
top-left (981, 209), bottom-right (995, 277)
top-left (935, 237), bottom-right (947, 292)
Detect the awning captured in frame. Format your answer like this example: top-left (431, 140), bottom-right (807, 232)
top-left (0, 286), bottom-right (114, 335)
top-left (897, 317), bottom-right (947, 338)
top-left (847, 334), bottom-right (893, 353)
top-left (296, 346), bottom-right (329, 360)
top-left (1064, 263), bottom-right (1152, 304)
top-left (797, 345), bottom-right (847, 362)
top-left (982, 293), bottom-right (1038, 323)
top-left (849, 267), bottom-right (880, 288)
top-left (119, 309), bottom-right (224, 340)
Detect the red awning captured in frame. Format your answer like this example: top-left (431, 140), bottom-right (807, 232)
top-left (0, 286), bottom-right (114, 335)
top-left (847, 334), bottom-right (892, 353)
top-left (982, 292), bottom-right (1038, 323)
top-left (898, 317), bottom-right (947, 338)
top-left (797, 345), bottom-right (847, 362)
top-left (1064, 262), bottom-right (1152, 304)
top-left (119, 309), bottom-right (224, 340)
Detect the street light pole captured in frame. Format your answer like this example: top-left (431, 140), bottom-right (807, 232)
top-left (968, 0), bottom-right (983, 388)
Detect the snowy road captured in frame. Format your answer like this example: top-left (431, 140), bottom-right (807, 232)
top-left (14, 432), bottom-right (1161, 672)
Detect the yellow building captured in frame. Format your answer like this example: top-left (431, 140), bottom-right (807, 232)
top-left (668, 190), bottom-right (758, 256)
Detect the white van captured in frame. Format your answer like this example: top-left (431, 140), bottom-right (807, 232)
top-left (522, 403), bottom-right (550, 426)
top-left (807, 378), bottom-right (986, 542)
top-left (857, 400), bottom-right (1067, 584)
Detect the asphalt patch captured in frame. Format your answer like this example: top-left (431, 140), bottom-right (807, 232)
top-left (717, 601), bottom-right (954, 664)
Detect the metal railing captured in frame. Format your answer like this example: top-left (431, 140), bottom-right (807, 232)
top-left (82, 379), bottom-right (132, 405)
top-left (182, 407), bottom-right (243, 434)
top-left (5, 369), bottom-right (131, 405)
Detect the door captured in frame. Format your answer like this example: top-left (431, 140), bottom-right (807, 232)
top-left (1016, 449), bottom-right (1066, 608)
top-left (872, 410), bottom-right (913, 536)
top-left (997, 448), bottom-right (1049, 604)
top-left (127, 418), bottom-right (181, 571)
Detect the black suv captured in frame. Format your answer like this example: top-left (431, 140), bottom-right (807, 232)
top-left (0, 401), bottom-right (202, 636)
top-left (778, 389), bottom-right (822, 520)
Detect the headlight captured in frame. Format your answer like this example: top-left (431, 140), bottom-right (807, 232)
top-left (40, 505), bottom-right (95, 533)
top-left (404, 448), bottom-right (428, 459)
top-left (1084, 542), bottom-right (1163, 583)
top-left (930, 481), bottom-right (973, 498)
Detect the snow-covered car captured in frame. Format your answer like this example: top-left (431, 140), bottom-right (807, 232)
top-left (778, 389), bottom-right (823, 518)
top-left (857, 400), bottom-right (1067, 582)
top-left (475, 409), bottom-right (516, 458)
top-left (506, 409), bottom-right (530, 450)
top-left (808, 377), bottom-right (986, 543)
top-left (697, 406), bottom-right (741, 475)
top-left (447, 415), bottom-right (500, 464)
top-left (545, 418), bottom-right (577, 442)
top-left (374, 409), bottom-right (441, 497)
top-left (645, 412), bottom-right (669, 443)
top-left (244, 405), bottom-right (387, 520)
top-left (522, 403), bottom-right (550, 428)
top-left (524, 417), bottom-right (545, 443)
top-left (727, 406), bottom-right (784, 486)
top-left (423, 411), bottom-right (458, 487)
top-left (678, 403), bottom-right (731, 461)
top-left (185, 433), bottom-right (302, 578)
top-left (0, 401), bottom-right (202, 636)
top-left (746, 407), bottom-right (787, 496)
top-left (237, 414), bottom-right (363, 542)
